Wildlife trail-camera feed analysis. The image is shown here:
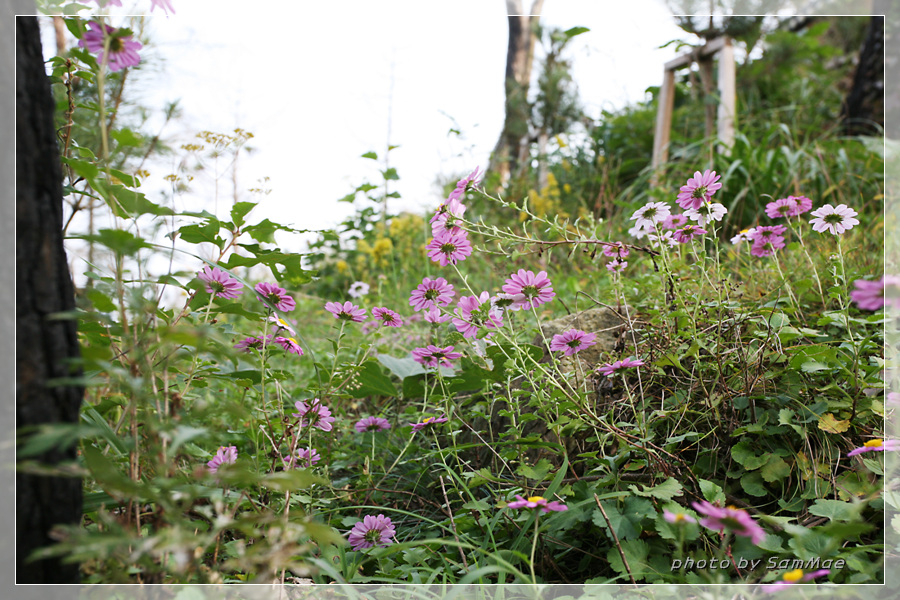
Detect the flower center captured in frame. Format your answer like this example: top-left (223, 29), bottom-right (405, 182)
top-left (823, 213), bottom-right (843, 224)
top-left (109, 37), bottom-right (123, 52)
top-left (643, 207), bottom-right (657, 219)
top-left (864, 439), bottom-right (884, 448)
top-left (691, 186), bottom-right (708, 199)
top-left (527, 496), bottom-right (545, 503)
top-left (364, 529), bottom-right (382, 543)
top-left (424, 289), bottom-right (440, 300)
top-left (566, 339), bottom-right (581, 348)
top-left (783, 569), bottom-right (805, 583)
top-left (522, 285), bottom-right (539, 298)
top-left (423, 417), bottom-right (434, 425)
top-left (673, 513), bottom-right (688, 522)
top-left (211, 281), bottom-right (226, 293)
top-left (440, 242), bottom-right (457, 254)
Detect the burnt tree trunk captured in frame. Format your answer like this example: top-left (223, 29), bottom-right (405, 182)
top-left (489, 0), bottom-right (544, 186)
top-left (841, 15), bottom-right (884, 136)
top-left (16, 15), bottom-right (84, 584)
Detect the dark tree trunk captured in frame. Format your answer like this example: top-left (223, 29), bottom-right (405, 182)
top-left (489, 0), bottom-right (544, 186)
top-left (841, 15), bottom-right (884, 136)
top-left (16, 15), bottom-right (84, 584)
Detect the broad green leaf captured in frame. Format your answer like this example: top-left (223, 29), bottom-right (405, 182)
top-left (808, 499), bottom-right (862, 522)
top-left (731, 440), bottom-right (769, 470)
top-left (760, 455), bottom-right (791, 482)
top-left (347, 360), bottom-right (397, 398)
top-left (740, 472), bottom-right (768, 497)
top-left (230, 201), bottom-right (257, 228)
top-left (606, 539), bottom-right (649, 576)
top-left (516, 458), bottom-right (553, 482)
top-left (629, 477), bottom-right (683, 501)
top-left (817, 413), bottom-right (850, 434)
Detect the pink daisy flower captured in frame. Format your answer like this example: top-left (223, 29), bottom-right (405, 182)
top-left (372, 306), bottom-right (403, 327)
top-left (273, 336), bottom-right (303, 356)
top-left (596, 357), bottom-right (645, 377)
top-left (325, 300), bottom-right (367, 323)
top-left (851, 276), bottom-right (900, 311)
top-left (150, 0), bottom-right (175, 14)
top-left (410, 415), bottom-right (448, 431)
top-left (663, 509), bottom-right (696, 524)
top-left (234, 335), bottom-right (269, 352)
top-left (750, 237), bottom-right (786, 258)
top-left (426, 230), bottom-right (473, 266)
top-left (207, 446), bottom-right (237, 473)
top-left (78, 21), bottom-right (142, 72)
top-left (506, 494), bottom-right (568, 513)
top-left (411, 344), bottom-right (462, 368)
top-left (292, 399), bottom-right (336, 432)
top-left (809, 204), bottom-right (860, 235)
top-left (847, 438), bottom-right (900, 457)
top-left (692, 501), bottom-right (766, 544)
top-left (787, 195), bottom-right (813, 216)
top-left (255, 282), bottom-right (296, 312)
top-left (348, 514), bottom-right (396, 551)
top-left (606, 259), bottom-right (627, 273)
top-left (549, 329), bottom-right (597, 356)
top-left (197, 266), bottom-right (242, 299)
top-left (446, 166), bottom-right (482, 204)
top-left (501, 269), bottom-right (556, 310)
top-left (284, 447), bottom-right (321, 468)
top-left (673, 224), bottom-right (707, 244)
top-left (409, 277), bottom-right (455, 311)
top-left (761, 569), bottom-right (830, 592)
top-left (355, 416), bottom-right (391, 433)
top-left (676, 170), bottom-right (722, 210)
top-left (431, 198), bottom-right (467, 237)
top-left (423, 306), bottom-right (452, 324)
top-left (753, 224), bottom-right (787, 240)
top-left (765, 197), bottom-right (797, 219)
top-left (602, 242), bottom-right (630, 258)
top-left (452, 292), bottom-right (504, 339)
top-left (661, 213), bottom-right (689, 230)
top-left (631, 202), bottom-right (671, 230)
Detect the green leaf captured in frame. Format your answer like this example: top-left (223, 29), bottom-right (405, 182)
top-left (110, 128), bottom-right (143, 148)
top-left (165, 426), bottom-right (207, 459)
top-left (698, 479), bottom-right (726, 504)
top-left (382, 167), bottom-right (399, 181)
top-left (259, 469), bottom-right (323, 492)
top-left (75, 229), bottom-right (150, 256)
top-left (361, 151), bottom-right (378, 160)
top-left (760, 455), bottom-right (791, 482)
top-left (230, 201), bottom-right (257, 228)
top-left (377, 354), bottom-right (428, 379)
top-left (731, 440), bottom-right (769, 470)
top-left (564, 26), bottom-right (591, 38)
top-left (61, 156), bottom-right (99, 180)
top-left (516, 458), bottom-right (553, 482)
top-left (808, 499), bottom-right (862, 522)
top-left (817, 413), bottom-right (850, 434)
top-left (347, 360), bottom-right (397, 398)
top-left (606, 539), bottom-right (649, 577)
top-left (82, 445), bottom-right (144, 498)
top-left (629, 477), bottom-right (683, 501)
top-left (740, 471), bottom-right (768, 497)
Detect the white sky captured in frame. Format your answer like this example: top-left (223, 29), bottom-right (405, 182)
top-left (46, 0), bottom-right (693, 257)
top-left (126, 1), bottom-right (688, 237)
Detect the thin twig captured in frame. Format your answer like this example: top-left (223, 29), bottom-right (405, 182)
top-left (593, 493), bottom-right (637, 585)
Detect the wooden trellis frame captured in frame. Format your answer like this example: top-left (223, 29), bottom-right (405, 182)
top-left (651, 36), bottom-right (736, 184)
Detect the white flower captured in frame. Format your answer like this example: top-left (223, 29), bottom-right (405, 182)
top-left (630, 202), bottom-right (671, 230)
top-left (809, 204), bottom-right (859, 235)
top-left (730, 228), bottom-right (756, 245)
top-left (348, 281), bottom-right (370, 298)
top-left (684, 202), bottom-right (727, 226)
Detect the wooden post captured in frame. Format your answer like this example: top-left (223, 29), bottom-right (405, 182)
top-left (717, 37), bottom-right (736, 156)
top-left (651, 36), bottom-right (735, 185)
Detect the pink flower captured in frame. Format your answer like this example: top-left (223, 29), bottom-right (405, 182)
top-left (411, 344), bottom-right (462, 368)
top-left (292, 399), bottom-right (336, 432)
top-left (673, 224), bottom-right (707, 244)
top-left (631, 202), bottom-right (671, 230)
top-left (348, 514), bottom-right (396, 551)
top-left (325, 300), bottom-right (367, 323)
top-left (692, 501), bottom-right (766, 544)
top-left (606, 259), bottom-right (627, 273)
top-left (207, 446), bottom-right (237, 473)
top-left (787, 195), bottom-right (813, 216)
top-left (372, 307), bottom-right (403, 327)
top-left (284, 447), bottom-right (320, 468)
top-left (596, 357), bottom-right (645, 377)
top-left (501, 269), bottom-right (556, 310)
top-left (676, 170), bottom-right (722, 210)
top-left (452, 292), bottom-right (503, 339)
top-left (443, 166), bottom-right (482, 206)
top-left (78, 21), bottom-right (142, 72)
top-left (602, 242), bottom-right (630, 258)
top-left (661, 213), bottom-right (688, 230)
top-left (749, 226), bottom-right (787, 257)
top-left (197, 266), bottom-right (242, 299)
top-left (506, 494), bottom-right (568, 513)
top-left (424, 306), bottom-right (451, 324)
top-left (355, 416), bottom-right (391, 433)
top-left (426, 230), bottom-right (473, 266)
top-left (851, 276), bottom-right (900, 311)
top-left (431, 197), bottom-right (467, 237)
top-left (234, 335), bottom-right (268, 351)
top-left (150, 0), bottom-right (175, 14)
top-left (410, 415), bottom-right (448, 431)
top-left (549, 329), bottom-right (597, 356)
top-left (409, 277), bottom-right (455, 311)
top-left (765, 197), bottom-right (797, 219)
top-left (273, 336), bottom-right (303, 355)
top-left (761, 569), bottom-right (830, 592)
top-left (847, 438), bottom-right (900, 457)
top-left (753, 224), bottom-right (787, 240)
top-left (663, 509), bottom-right (696, 524)
top-left (255, 282), bottom-right (296, 312)
top-left (809, 204), bottom-right (859, 235)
